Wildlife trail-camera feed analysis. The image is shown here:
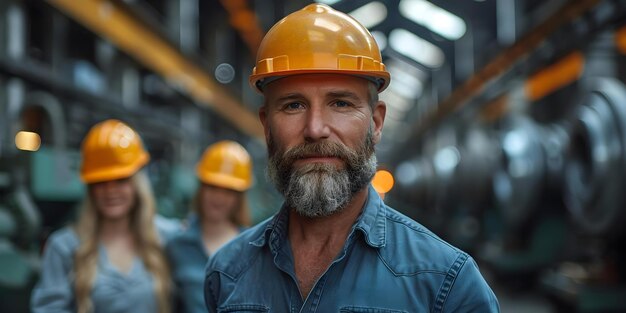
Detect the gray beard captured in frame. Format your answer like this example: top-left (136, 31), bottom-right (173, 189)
top-left (283, 154), bottom-right (376, 217)
top-left (267, 132), bottom-right (377, 218)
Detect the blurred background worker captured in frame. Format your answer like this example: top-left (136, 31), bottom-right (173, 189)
top-left (30, 119), bottom-right (172, 313)
top-left (166, 140), bottom-right (252, 313)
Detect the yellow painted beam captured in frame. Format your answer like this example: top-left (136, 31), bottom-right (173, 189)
top-left (219, 0), bottom-right (264, 58)
top-left (47, 0), bottom-right (264, 140)
top-left (478, 93), bottom-right (509, 122)
top-left (525, 51), bottom-right (585, 102)
top-left (616, 25), bottom-right (626, 55)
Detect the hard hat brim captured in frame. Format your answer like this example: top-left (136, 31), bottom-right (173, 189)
top-left (80, 153), bottom-right (149, 184)
top-left (250, 69), bottom-right (390, 93)
top-left (197, 172), bottom-right (251, 192)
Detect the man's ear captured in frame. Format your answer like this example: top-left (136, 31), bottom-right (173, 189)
top-left (372, 100), bottom-right (386, 144)
top-left (259, 105), bottom-right (270, 142)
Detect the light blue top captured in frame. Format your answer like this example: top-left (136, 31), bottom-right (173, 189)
top-left (166, 214), bottom-right (244, 313)
top-left (166, 215), bottom-right (210, 313)
top-left (31, 218), bottom-right (180, 313)
top-left (205, 185), bottom-right (500, 313)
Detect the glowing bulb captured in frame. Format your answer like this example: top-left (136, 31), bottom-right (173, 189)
top-left (15, 131), bottom-right (41, 152)
top-left (372, 169), bottom-right (395, 194)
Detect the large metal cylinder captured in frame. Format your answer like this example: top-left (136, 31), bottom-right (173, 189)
top-left (493, 115), bottom-right (546, 228)
top-left (564, 78), bottom-right (626, 235)
top-left (456, 123), bottom-right (501, 212)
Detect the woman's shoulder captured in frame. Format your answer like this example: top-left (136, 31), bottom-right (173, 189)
top-left (154, 214), bottom-right (184, 244)
top-left (43, 226), bottom-right (80, 257)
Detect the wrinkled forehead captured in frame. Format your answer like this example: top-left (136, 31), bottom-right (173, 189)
top-left (263, 74), bottom-right (375, 102)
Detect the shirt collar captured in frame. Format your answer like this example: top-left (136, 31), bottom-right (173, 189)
top-left (249, 203), bottom-right (289, 249)
top-left (249, 184), bottom-right (387, 249)
top-left (354, 184), bottom-right (386, 248)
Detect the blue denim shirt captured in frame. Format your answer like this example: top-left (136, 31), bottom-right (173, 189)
top-left (205, 186), bottom-right (500, 313)
top-left (31, 228), bottom-right (159, 313)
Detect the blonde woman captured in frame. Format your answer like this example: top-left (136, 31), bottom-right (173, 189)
top-left (31, 119), bottom-right (172, 313)
top-left (166, 141), bottom-right (252, 313)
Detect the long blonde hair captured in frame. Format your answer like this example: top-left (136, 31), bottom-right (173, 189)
top-left (73, 171), bottom-right (171, 313)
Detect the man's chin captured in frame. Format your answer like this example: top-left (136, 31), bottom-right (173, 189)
top-left (293, 204), bottom-right (345, 219)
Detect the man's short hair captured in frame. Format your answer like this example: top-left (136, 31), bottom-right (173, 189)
top-left (367, 82), bottom-right (379, 109)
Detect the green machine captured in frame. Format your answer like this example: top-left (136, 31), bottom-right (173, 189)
top-left (30, 146), bottom-right (85, 202)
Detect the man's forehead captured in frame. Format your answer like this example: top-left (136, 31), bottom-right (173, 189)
top-left (264, 74), bottom-right (371, 98)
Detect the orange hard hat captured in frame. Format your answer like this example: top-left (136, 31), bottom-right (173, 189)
top-left (80, 119), bottom-right (149, 184)
top-left (196, 140), bottom-right (252, 192)
top-left (249, 3), bottom-right (390, 93)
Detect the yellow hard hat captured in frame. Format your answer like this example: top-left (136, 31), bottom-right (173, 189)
top-left (249, 3), bottom-right (390, 93)
top-left (196, 140), bottom-right (252, 192)
top-left (80, 119), bottom-right (149, 184)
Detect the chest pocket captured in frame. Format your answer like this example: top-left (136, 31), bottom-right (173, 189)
top-left (217, 304), bottom-right (269, 313)
top-left (339, 306), bottom-right (408, 313)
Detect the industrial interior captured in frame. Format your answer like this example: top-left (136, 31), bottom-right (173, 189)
top-left (1, 0), bottom-right (626, 312)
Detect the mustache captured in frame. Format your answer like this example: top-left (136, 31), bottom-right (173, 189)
top-left (277, 141), bottom-right (359, 168)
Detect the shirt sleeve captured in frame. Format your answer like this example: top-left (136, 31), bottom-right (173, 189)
top-left (443, 256), bottom-right (500, 313)
top-left (30, 233), bottom-right (76, 313)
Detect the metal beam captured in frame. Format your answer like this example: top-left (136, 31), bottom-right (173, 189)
top-left (0, 57), bottom-right (187, 141)
top-left (218, 0), bottom-right (264, 58)
top-left (411, 0), bottom-right (601, 138)
top-left (46, 0), bottom-right (264, 140)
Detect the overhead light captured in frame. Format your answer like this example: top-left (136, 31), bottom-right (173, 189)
top-left (388, 66), bottom-right (423, 100)
top-left (371, 31), bottom-right (387, 51)
top-left (503, 129), bottom-right (528, 156)
top-left (316, 0), bottom-right (341, 5)
top-left (390, 80), bottom-right (423, 100)
top-left (389, 29), bottom-right (444, 68)
top-left (399, 0), bottom-right (467, 40)
top-left (348, 2), bottom-right (387, 29)
top-left (382, 91), bottom-right (415, 113)
top-left (15, 131), bottom-right (41, 152)
top-left (434, 146), bottom-right (460, 175)
top-left (396, 161), bottom-right (421, 186)
top-left (382, 95), bottom-right (412, 120)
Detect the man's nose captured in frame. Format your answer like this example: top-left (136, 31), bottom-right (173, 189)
top-left (303, 106), bottom-right (331, 142)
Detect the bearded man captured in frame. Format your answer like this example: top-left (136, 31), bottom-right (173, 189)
top-left (204, 4), bottom-right (499, 313)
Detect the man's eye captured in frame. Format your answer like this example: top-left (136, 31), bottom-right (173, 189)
top-left (285, 102), bottom-right (304, 110)
top-left (334, 100), bottom-right (350, 108)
